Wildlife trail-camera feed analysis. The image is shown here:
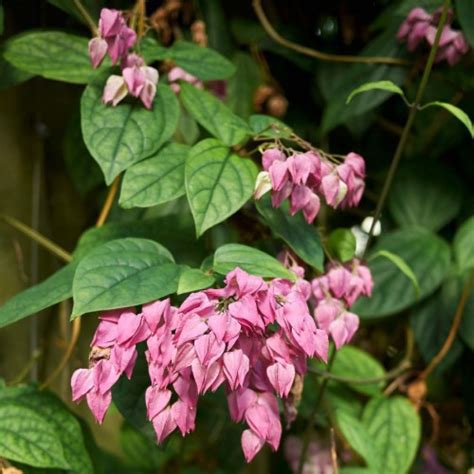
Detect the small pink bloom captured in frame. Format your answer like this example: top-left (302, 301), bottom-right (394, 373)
top-left (175, 315), bottom-right (208, 346)
top-left (269, 160), bottom-right (289, 192)
top-left (254, 171), bottom-right (272, 199)
top-left (266, 361), bottom-right (295, 397)
top-left (71, 368), bottom-right (94, 401)
top-left (88, 37), bottom-right (108, 68)
top-left (145, 386), bottom-right (172, 419)
top-left (223, 349), bottom-right (250, 390)
top-left (327, 266), bottom-right (352, 299)
top-left (152, 406), bottom-right (177, 443)
top-left (262, 148), bottom-right (286, 171)
top-left (171, 399), bottom-right (196, 435)
top-left (102, 75), bottom-right (128, 106)
top-left (329, 311), bottom-right (359, 349)
top-left (194, 332), bottom-right (225, 366)
top-left (321, 173), bottom-right (348, 208)
top-left (86, 389), bottom-right (112, 424)
top-left (287, 153), bottom-right (312, 185)
top-left (241, 429), bottom-right (265, 463)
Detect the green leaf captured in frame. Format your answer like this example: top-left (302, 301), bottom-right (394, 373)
top-left (353, 227), bottom-right (451, 319)
top-left (455, 0), bottom-right (474, 47)
top-left (227, 52), bottom-right (261, 119)
top-left (0, 386), bottom-right (93, 474)
top-left (256, 194), bottom-right (324, 271)
top-left (213, 243), bottom-right (296, 280)
top-left (167, 41), bottom-right (235, 80)
top-left (336, 410), bottom-right (374, 467)
top-left (369, 250), bottom-right (420, 298)
top-left (0, 399), bottom-right (69, 469)
top-left (346, 80), bottom-right (405, 104)
top-left (0, 264), bottom-right (74, 329)
top-left (72, 238), bottom-right (180, 317)
top-left (180, 82), bottom-right (251, 146)
top-left (327, 228), bottom-right (356, 263)
top-left (388, 163), bottom-right (463, 231)
top-left (177, 268), bottom-right (215, 295)
top-left (332, 345), bottom-right (386, 396)
top-left (453, 216), bottom-right (474, 273)
top-left (0, 49), bottom-right (33, 90)
top-left (120, 143), bottom-right (190, 208)
top-left (422, 101), bottom-right (474, 138)
top-left (185, 139), bottom-right (257, 236)
top-left (81, 78), bottom-right (179, 184)
top-left (4, 31), bottom-right (95, 84)
top-left (248, 114), bottom-right (293, 139)
top-left (362, 397), bottom-right (421, 474)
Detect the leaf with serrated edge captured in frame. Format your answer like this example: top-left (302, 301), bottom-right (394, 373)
top-left (213, 243), bottom-right (295, 280)
top-left (120, 143), bottom-right (190, 208)
top-left (81, 78), bottom-right (179, 184)
top-left (180, 82), bottom-right (250, 146)
top-left (185, 139), bottom-right (257, 236)
top-left (72, 238), bottom-right (179, 317)
top-left (4, 31), bottom-right (94, 84)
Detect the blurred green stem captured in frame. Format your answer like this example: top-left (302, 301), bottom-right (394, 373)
top-left (73, 0), bottom-right (98, 35)
top-left (364, 0), bottom-right (451, 254)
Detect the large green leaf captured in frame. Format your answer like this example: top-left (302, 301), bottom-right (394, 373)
top-left (81, 78), bottom-right (179, 184)
top-left (256, 195), bottom-right (324, 271)
top-left (362, 397), bottom-right (421, 474)
top-left (185, 139), bottom-right (257, 236)
top-left (0, 264), bottom-right (74, 329)
top-left (180, 82), bottom-right (251, 146)
top-left (0, 49), bottom-right (33, 90)
top-left (0, 386), bottom-right (93, 474)
top-left (453, 216), bottom-right (474, 273)
top-left (72, 238), bottom-right (181, 317)
top-left (332, 346), bottom-right (386, 396)
top-left (456, 0), bottom-right (474, 47)
top-left (353, 227), bottom-right (451, 318)
top-left (388, 164), bottom-right (463, 231)
top-left (248, 114), bottom-right (293, 139)
top-left (120, 143), bottom-right (190, 208)
top-left (4, 31), bottom-right (94, 84)
top-left (177, 268), bottom-right (215, 295)
top-left (0, 400), bottom-right (69, 469)
top-left (213, 243), bottom-right (295, 280)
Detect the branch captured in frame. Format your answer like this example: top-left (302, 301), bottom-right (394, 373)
top-left (252, 0), bottom-right (409, 66)
top-left (96, 175), bottom-right (120, 227)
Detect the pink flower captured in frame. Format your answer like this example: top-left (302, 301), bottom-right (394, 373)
top-left (223, 349), bottom-right (250, 390)
top-left (262, 148), bottom-right (286, 171)
top-left (88, 37), bottom-right (108, 68)
top-left (266, 361), bottom-right (295, 397)
top-left (167, 66), bottom-right (203, 94)
top-left (102, 75), bottom-right (128, 106)
top-left (241, 429), bottom-right (265, 463)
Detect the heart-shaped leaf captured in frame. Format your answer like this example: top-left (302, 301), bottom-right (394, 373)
top-left (353, 227), bottom-right (451, 318)
top-left (72, 238), bottom-right (180, 317)
top-left (180, 82), bottom-right (251, 146)
top-left (120, 143), bottom-right (190, 208)
top-left (81, 78), bottom-right (179, 184)
top-left (213, 243), bottom-right (295, 280)
top-left (186, 139), bottom-right (257, 236)
top-left (4, 31), bottom-right (94, 84)
top-left (256, 194), bottom-right (324, 270)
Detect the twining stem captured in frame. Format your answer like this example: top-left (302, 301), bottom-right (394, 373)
top-left (298, 351), bottom-right (336, 474)
top-left (73, 0), bottom-right (98, 35)
top-left (419, 273), bottom-right (474, 380)
top-left (0, 214), bottom-right (72, 263)
top-left (252, 0), bottom-right (409, 66)
top-left (96, 175), bottom-right (120, 227)
top-left (364, 0), bottom-right (452, 253)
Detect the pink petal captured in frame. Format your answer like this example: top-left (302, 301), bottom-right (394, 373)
top-left (71, 368), bottom-right (94, 401)
top-left (88, 37), bottom-right (108, 69)
top-left (223, 349), bottom-right (250, 390)
top-left (266, 361), bottom-right (295, 398)
top-left (86, 389), bottom-right (112, 424)
top-left (152, 407), bottom-right (177, 443)
top-left (241, 429), bottom-right (265, 463)
top-left (145, 386), bottom-right (172, 420)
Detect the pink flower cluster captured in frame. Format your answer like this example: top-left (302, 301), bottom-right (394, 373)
top-left (255, 148), bottom-right (366, 224)
top-left (88, 9), bottom-right (159, 109)
top-left (72, 267), bottom-right (329, 462)
top-left (397, 7), bottom-right (470, 65)
top-left (311, 259), bottom-right (373, 349)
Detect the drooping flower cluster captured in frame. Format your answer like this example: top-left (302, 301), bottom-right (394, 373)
top-left (88, 8), bottom-right (159, 109)
top-left (397, 7), bottom-right (470, 65)
top-left (255, 148), bottom-right (366, 224)
top-left (72, 267), bottom-right (329, 462)
top-left (311, 259), bottom-right (373, 349)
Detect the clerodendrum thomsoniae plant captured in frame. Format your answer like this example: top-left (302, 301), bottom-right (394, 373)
top-left (0, 0), bottom-right (473, 473)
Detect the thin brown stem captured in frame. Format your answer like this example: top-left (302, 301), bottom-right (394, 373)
top-left (420, 273), bottom-right (474, 380)
top-left (330, 428), bottom-right (339, 474)
top-left (252, 0), bottom-right (409, 66)
top-left (364, 0), bottom-right (451, 254)
top-left (1, 214), bottom-right (72, 263)
top-left (96, 175), bottom-right (120, 227)
top-left (73, 0), bottom-right (98, 35)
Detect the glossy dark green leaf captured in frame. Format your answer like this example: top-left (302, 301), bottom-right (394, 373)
top-left (327, 228), bottom-right (356, 263)
top-left (120, 143), bottom-right (190, 208)
top-left (362, 396), bottom-right (421, 474)
top-left (256, 195), bottom-right (324, 270)
top-left (177, 268), bottom-right (215, 295)
top-left (388, 164), bottom-right (463, 231)
top-left (453, 215), bottom-right (474, 273)
top-left (180, 82), bottom-right (251, 146)
top-left (72, 238), bottom-right (180, 317)
top-left (353, 227), bottom-right (451, 318)
top-left (185, 139), bottom-right (257, 236)
top-left (81, 79), bottom-right (179, 184)
top-left (4, 31), bottom-right (94, 84)
top-left (0, 264), bottom-right (74, 329)
top-left (456, 0), bottom-right (474, 47)
top-left (213, 243), bottom-right (295, 280)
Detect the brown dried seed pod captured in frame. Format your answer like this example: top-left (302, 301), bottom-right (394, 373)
top-left (267, 94), bottom-right (289, 118)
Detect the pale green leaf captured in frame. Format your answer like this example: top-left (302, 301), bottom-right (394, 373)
top-left (177, 268), bottom-right (215, 295)
top-left (327, 228), bottom-right (356, 263)
top-left (120, 143), bottom-right (190, 208)
top-left (248, 114), bottom-right (293, 139)
top-left (81, 78), bottom-right (179, 184)
top-left (185, 139), bottom-right (257, 236)
top-left (346, 80), bottom-right (405, 104)
top-left (422, 101), bottom-right (474, 138)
